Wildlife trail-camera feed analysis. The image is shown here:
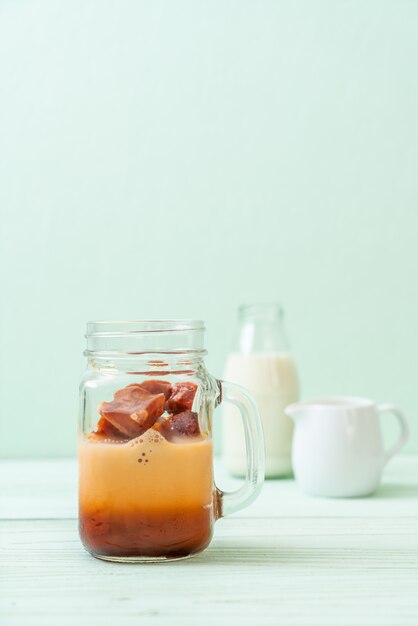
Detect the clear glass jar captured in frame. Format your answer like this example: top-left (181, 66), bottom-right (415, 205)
top-left (78, 320), bottom-right (264, 562)
top-left (223, 304), bottom-right (300, 478)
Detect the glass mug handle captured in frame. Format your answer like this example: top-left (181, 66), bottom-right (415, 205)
top-left (377, 403), bottom-right (409, 466)
top-left (215, 380), bottom-right (265, 518)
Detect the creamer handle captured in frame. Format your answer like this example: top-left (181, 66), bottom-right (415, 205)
top-left (377, 403), bottom-right (409, 466)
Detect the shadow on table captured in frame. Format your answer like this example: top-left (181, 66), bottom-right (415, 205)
top-left (372, 483), bottom-right (418, 499)
top-left (190, 545), bottom-right (291, 566)
top-left (191, 543), bottom-right (396, 567)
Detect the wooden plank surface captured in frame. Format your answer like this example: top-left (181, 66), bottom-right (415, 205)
top-left (1, 457), bottom-right (418, 626)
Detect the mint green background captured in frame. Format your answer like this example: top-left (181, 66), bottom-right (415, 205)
top-left (0, 1), bottom-right (417, 458)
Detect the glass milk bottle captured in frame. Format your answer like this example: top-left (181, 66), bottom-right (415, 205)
top-left (223, 303), bottom-right (300, 478)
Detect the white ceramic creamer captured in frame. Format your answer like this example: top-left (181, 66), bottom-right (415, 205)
top-left (286, 397), bottom-right (409, 497)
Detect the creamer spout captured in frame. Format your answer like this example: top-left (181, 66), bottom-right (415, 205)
top-left (285, 402), bottom-right (305, 422)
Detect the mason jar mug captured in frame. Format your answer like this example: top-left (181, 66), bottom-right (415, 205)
top-left (78, 320), bottom-right (265, 562)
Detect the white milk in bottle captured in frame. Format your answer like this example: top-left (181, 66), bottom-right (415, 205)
top-left (223, 303), bottom-right (299, 477)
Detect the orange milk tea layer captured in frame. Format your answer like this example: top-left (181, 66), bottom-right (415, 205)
top-left (78, 429), bottom-right (213, 514)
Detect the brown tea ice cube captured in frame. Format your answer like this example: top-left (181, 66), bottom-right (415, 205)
top-left (99, 384), bottom-right (165, 438)
top-left (158, 410), bottom-right (200, 441)
top-left (166, 382), bottom-right (198, 413)
top-left (94, 416), bottom-right (129, 440)
top-left (139, 379), bottom-right (172, 399)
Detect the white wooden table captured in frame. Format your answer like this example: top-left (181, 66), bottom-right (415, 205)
top-left (1, 457), bottom-right (418, 626)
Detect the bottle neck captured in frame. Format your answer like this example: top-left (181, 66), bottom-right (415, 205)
top-left (234, 303), bottom-right (289, 354)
